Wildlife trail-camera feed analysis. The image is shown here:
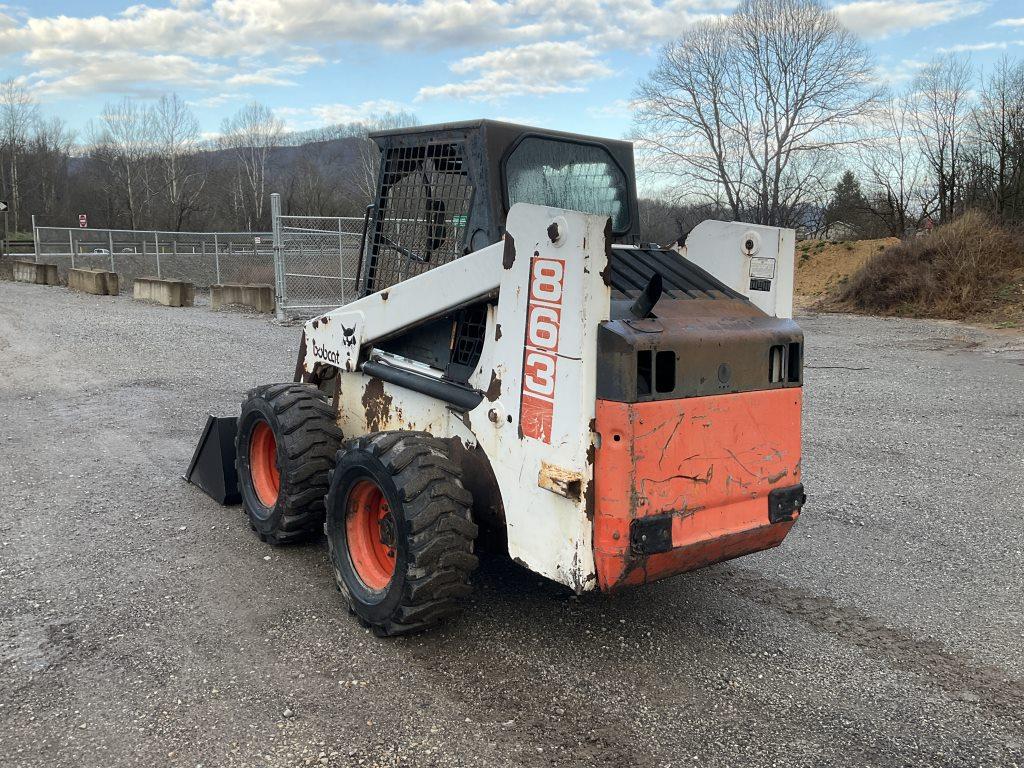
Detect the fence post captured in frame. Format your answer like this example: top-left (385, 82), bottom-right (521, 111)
top-left (337, 218), bottom-right (346, 303)
top-left (271, 192), bottom-right (285, 321)
top-left (108, 231), bottom-right (115, 272)
top-left (31, 215), bottom-right (38, 262)
top-left (68, 229), bottom-right (75, 269)
top-left (213, 233), bottom-right (221, 284)
top-left (154, 231), bottom-right (161, 278)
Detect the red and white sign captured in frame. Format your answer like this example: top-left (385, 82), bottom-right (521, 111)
top-left (519, 255), bottom-right (565, 443)
top-left (78, 214), bottom-right (87, 228)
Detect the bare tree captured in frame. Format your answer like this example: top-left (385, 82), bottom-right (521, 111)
top-left (634, 0), bottom-right (880, 227)
top-left (93, 97), bottom-right (154, 229)
top-left (0, 80), bottom-right (40, 232)
top-left (150, 94), bottom-right (205, 230)
top-left (26, 116), bottom-right (74, 223)
top-left (856, 93), bottom-right (929, 235)
top-left (219, 102), bottom-right (284, 230)
top-left (910, 55), bottom-right (974, 223)
top-left (970, 57), bottom-right (1024, 219)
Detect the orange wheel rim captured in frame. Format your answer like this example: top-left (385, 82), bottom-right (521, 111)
top-left (249, 420), bottom-right (280, 507)
top-left (345, 479), bottom-right (397, 590)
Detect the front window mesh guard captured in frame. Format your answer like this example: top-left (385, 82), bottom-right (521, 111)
top-left (362, 140), bottom-right (474, 294)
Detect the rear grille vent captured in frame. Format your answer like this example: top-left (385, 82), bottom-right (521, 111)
top-left (769, 343), bottom-right (802, 384)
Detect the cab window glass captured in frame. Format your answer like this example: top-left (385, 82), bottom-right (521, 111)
top-left (505, 137), bottom-right (630, 232)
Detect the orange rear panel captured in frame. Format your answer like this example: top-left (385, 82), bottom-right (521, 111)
top-left (593, 388), bottom-right (802, 591)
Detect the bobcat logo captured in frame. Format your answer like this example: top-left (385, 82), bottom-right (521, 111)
top-left (341, 324), bottom-right (357, 347)
top-left (311, 339), bottom-right (341, 365)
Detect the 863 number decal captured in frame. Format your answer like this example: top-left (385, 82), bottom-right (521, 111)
top-left (520, 256), bottom-right (565, 443)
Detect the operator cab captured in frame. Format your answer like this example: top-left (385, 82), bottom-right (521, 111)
top-left (360, 120), bottom-right (641, 296)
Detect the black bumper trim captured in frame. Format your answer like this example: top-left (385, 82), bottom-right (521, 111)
top-left (768, 483), bottom-right (806, 523)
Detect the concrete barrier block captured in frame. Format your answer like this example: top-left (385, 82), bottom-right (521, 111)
top-left (211, 283), bottom-right (275, 313)
top-left (69, 268), bottom-right (119, 295)
top-left (133, 276), bottom-right (195, 307)
top-left (13, 259), bottom-right (59, 285)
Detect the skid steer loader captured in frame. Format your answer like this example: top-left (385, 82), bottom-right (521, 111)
top-left (188, 120), bottom-right (806, 636)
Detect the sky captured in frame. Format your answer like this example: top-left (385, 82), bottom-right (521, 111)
top-left (1, 0), bottom-right (1023, 142)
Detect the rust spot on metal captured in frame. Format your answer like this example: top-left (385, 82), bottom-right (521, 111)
top-left (584, 475), bottom-right (595, 520)
top-left (381, 291), bottom-right (389, 301)
top-left (586, 442), bottom-right (596, 466)
top-left (538, 462), bottom-right (583, 501)
top-left (311, 319), bottom-right (319, 329)
top-left (361, 377), bottom-right (393, 432)
top-left (502, 233), bottom-right (516, 269)
top-left (589, 417), bottom-right (597, 433)
top-left (293, 331), bottom-right (308, 383)
top-left (599, 218), bottom-right (613, 286)
top-left (484, 370), bottom-right (502, 402)
top-left (494, 323), bottom-right (502, 341)
top-left (643, 465), bottom-right (714, 489)
top-left (321, 315), bottom-right (330, 324)
top-left (765, 469), bottom-right (788, 484)
top-left (547, 221), bottom-right (559, 243)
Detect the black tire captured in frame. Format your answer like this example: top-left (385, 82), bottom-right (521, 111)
top-left (236, 383), bottom-right (342, 545)
top-left (325, 431), bottom-right (479, 636)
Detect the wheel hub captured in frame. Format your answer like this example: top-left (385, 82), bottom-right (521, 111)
top-left (345, 479), bottom-right (397, 591)
top-left (249, 420), bottom-right (280, 507)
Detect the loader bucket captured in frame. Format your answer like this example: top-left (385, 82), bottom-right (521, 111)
top-left (185, 415), bottom-right (241, 505)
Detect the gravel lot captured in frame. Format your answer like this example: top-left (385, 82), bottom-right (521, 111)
top-left (1, 281), bottom-right (1022, 768)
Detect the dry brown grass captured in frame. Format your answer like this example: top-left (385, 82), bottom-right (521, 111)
top-left (826, 212), bottom-right (1024, 324)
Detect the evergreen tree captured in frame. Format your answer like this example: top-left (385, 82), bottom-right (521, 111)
top-left (823, 170), bottom-right (871, 237)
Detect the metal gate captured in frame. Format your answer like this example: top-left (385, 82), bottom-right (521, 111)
top-left (271, 193), bottom-right (365, 318)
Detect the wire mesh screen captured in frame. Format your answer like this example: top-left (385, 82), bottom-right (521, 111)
top-left (33, 227), bottom-right (273, 289)
top-left (365, 140), bottom-right (474, 293)
top-left (277, 216), bottom-right (364, 315)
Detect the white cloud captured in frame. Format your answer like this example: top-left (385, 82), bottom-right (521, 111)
top-left (25, 50), bottom-right (226, 97)
top-left (939, 39), bottom-right (1024, 52)
top-left (872, 57), bottom-right (927, 85)
top-left (276, 99), bottom-right (414, 131)
top-left (0, 0), bottom-right (738, 102)
top-left (189, 93), bottom-right (245, 109)
top-left (586, 98), bottom-right (637, 119)
top-left (831, 0), bottom-right (986, 39)
top-left (308, 100), bottom-right (411, 124)
top-left (992, 17), bottom-right (1024, 27)
top-left (418, 41), bottom-right (612, 102)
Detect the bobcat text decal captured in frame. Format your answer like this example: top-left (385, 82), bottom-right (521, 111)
top-left (519, 255), bottom-right (565, 443)
top-left (311, 339), bottom-right (341, 365)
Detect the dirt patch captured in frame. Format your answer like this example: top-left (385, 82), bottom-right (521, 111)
top-left (795, 237), bottom-right (899, 297)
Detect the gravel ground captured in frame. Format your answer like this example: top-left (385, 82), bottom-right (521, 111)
top-left (1, 281), bottom-right (1022, 768)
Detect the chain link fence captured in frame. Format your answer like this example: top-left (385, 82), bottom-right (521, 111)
top-left (28, 194), bottom-right (370, 319)
top-left (274, 203), bottom-right (365, 317)
top-left (33, 226), bottom-right (274, 289)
